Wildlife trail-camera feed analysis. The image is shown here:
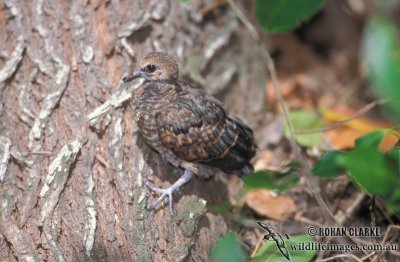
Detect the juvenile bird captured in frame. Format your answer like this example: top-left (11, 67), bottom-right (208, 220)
top-left (123, 52), bottom-right (256, 213)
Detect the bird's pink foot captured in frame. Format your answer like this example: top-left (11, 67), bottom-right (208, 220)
top-left (145, 170), bottom-right (194, 214)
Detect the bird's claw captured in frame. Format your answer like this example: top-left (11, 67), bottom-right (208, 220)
top-left (144, 170), bottom-right (194, 215)
top-left (144, 180), bottom-right (176, 214)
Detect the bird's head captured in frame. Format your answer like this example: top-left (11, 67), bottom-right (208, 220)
top-left (122, 52), bottom-right (178, 83)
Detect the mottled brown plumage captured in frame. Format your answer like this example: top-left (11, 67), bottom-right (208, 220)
top-left (123, 52), bottom-right (256, 213)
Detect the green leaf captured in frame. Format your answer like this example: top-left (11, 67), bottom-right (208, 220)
top-left (255, 0), bottom-right (325, 33)
top-left (311, 131), bottom-right (387, 175)
top-left (211, 233), bottom-right (247, 262)
top-left (285, 110), bottom-right (324, 148)
top-left (251, 235), bottom-right (316, 262)
top-left (312, 150), bottom-right (346, 178)
top-left (312, 130), bottom-right (400, 213)
top-left (363, 16), bottom-right (400, 118)
top-left (385, 146), bottom-right (400, 213)
top-left (244, 165), bottom-right (300, 192)
top-left (336, 131), bottom-right (396, 195)
top-left (353, 129), bottom-right (386, 149)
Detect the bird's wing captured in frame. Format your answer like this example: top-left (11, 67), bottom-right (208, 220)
top-left (156, 96), bottom-right (255, 171)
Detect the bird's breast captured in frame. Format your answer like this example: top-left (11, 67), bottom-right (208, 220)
top-left (134, 91), bottom-right (167, 151)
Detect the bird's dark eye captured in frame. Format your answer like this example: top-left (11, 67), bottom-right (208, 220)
top-left (146, 64), bottom-right (156, 73)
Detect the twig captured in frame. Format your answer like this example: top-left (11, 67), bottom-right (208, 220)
top-left (227, 0), bottom-right (336, 224)
top-left (294, 212), bottom-right (324, 228)
top-left (360, 251), bottom-right (377, 261)
top-left (294, 98), bottom-right (389, 135)
top-left (200, 0), bottom-right (228, 15)
top-left (381, 224), bottom-right (400, 257)
top-left (318, 253), bottom-right (363, 262)
top-left (226, 0), bottom-right (295, 146)
top-left (250, 232), bottom-right (265, 258)
top-left (382, 224), bottom-right (400, 247)
top-left (335, 191), bottom-right (366, 225)
top-left (371, 196), bottom-right (383, 262)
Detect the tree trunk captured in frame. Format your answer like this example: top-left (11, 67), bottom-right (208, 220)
top-left (0, 0), bottom-right (265, 261)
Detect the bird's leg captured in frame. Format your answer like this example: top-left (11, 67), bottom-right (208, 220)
top-left (144, 169), bottom-right (194, 214)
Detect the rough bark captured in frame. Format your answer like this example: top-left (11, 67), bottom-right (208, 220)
top-left (0, 0), bottom-right (265, 261)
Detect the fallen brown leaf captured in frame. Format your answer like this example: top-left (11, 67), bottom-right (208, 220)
top-left (266, 74), bottom-right (323, 111)
top-left (253, 150), bottom-right (274, 171)
top-left (323, 106), bottom-right (398, 151)
top-left (246, 189), bottom-right (296, 221)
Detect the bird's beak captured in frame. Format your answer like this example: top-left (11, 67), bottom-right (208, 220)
top-left (122, 69), bottom-right (147, 83)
